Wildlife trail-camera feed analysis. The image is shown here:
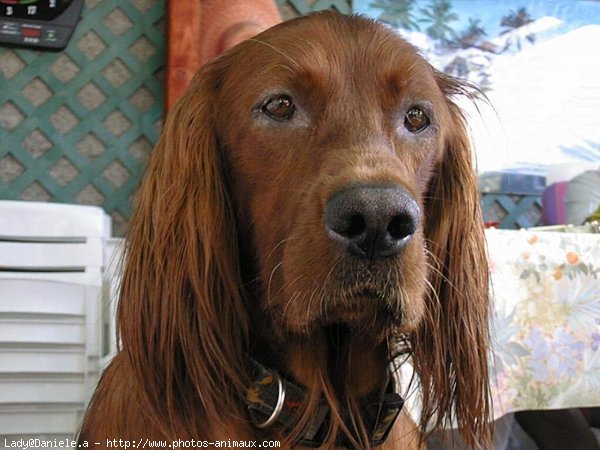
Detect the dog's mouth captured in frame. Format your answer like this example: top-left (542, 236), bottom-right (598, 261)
top-left (351, 287), bottom-right (384, 300)
top-left (322, 286), bottom-right (402, 334)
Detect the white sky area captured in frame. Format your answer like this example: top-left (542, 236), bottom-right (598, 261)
top-left (356, 1), bottom-right (600, 177)
top-left (462, 23), bottom-right (600, 175)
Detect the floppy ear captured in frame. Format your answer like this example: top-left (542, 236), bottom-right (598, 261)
top-left (412, 72), bottom-right (492, 448)
top-left (116, 55), bottom-right (249, 435)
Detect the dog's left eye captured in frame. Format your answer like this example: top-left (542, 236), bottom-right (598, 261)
top-left (261, 95), bottom-right (296, 121)
top-left (404, 107), bottom-right (430, 133)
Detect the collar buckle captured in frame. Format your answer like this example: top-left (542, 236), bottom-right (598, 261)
top-left (253, 371), bottom-right (286, 429)
top-left (245, 359), bottom-right (403, 447)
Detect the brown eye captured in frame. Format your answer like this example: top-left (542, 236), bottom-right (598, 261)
top-left (404, 107), bottom-right (430, 133)
top-left (262, 95), bottom-right (295, 121)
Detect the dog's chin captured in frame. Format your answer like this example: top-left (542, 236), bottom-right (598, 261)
top-left (315, 290), bottom-right (404, 342)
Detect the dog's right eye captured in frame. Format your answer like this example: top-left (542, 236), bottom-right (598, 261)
top-left (404, 107), bottom-right (430, 133)
top-left (261, 95), bottom-right (296, 121)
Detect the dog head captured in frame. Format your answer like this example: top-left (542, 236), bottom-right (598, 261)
top-left (118, 12), bottom-right (490, 447)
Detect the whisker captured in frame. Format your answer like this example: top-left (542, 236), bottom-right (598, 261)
top-left (318, 255), bottom-right (344, 320)
top-left (247, 38), bottom-right (300, 69)
top-left (266, 261), bottom-right (284, 307)
top-left (266, 238), bottom-right (289, 264)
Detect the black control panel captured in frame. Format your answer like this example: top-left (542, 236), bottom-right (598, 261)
top-left (0, 0), bottom-right (84, 50)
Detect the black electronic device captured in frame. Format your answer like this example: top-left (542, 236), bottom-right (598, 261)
top-left (0, 0), bottom-right (84, 50)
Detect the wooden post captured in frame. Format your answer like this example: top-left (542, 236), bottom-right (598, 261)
top-left (166, 0), bottom-right (282, 111)
top-left (166, 0), bottom-right (202, 111)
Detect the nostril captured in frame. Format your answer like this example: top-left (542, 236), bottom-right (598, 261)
top-left (328, 214), bottom-right (366, 240)
top-left (387, 214), bottom-right (416, 241)
top-left (344, 214), bottom-right (366, 239)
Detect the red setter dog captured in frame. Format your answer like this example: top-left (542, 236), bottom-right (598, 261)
top-left (79, 12), bottom-right (490, 449)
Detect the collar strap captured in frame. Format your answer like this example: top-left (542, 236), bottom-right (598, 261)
top-left (245, 359), bottom-right (404, 447)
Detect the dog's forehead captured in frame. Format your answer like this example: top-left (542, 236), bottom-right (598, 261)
top-left (242, 13), bottom-right (430, 84)
top-left (214, 13), bottom-right (446, 121)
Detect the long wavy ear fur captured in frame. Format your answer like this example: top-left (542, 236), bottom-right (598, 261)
top-left (117, 56), bottom-right (249, 436)
top-left (413, 71), bottom-right (492, 448)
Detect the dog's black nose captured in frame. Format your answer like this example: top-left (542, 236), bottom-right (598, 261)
top-left (325, 186), bottom-right (419, 259)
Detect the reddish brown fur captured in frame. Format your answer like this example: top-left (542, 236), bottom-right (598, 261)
top-left (78, 12), bottom-right (491, 449)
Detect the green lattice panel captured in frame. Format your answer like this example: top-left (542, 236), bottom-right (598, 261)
top-left (277, 0), bottom-right (351, 19)
top-left (482, 193), bottom-right (543, 229)
top-left (0, 0), bottom-right (165, 235)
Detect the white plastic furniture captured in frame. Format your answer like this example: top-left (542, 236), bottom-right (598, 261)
top-left (0, 200), bottom-right (111, 441)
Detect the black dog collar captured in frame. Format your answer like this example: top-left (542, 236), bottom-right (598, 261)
top-left (245, 359), bottom-right (404, 447)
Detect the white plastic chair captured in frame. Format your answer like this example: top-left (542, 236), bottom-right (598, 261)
top-left (0, 200), bottom-right (111, 440)
top-left (101, 236), bottom-right (123, 368)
